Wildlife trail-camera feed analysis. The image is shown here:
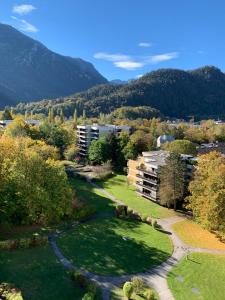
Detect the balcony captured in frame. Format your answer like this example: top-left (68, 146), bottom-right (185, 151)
top-left (136, 166), bottom-right (158, 177)
top-left (136, 181), bottom-right (157, 191)
top-left (136, 190), bottom-right (158, 202)
top-left (136, 174), bottom-right (158, 185)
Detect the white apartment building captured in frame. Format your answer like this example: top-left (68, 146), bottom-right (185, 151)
top-left (77, 124), bottom-right (130, 156)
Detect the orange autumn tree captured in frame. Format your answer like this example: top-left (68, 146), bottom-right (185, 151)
top-left (187, 151), bottom-right (225, 233)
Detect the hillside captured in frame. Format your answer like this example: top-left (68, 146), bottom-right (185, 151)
top-left (0, 24), bottom-right (107, 108)
top-left (14, 66), bottom-right (225, 119)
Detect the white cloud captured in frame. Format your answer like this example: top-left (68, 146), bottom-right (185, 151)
top-left (11, 16), bottom-right (38, 32)
top-left (138, 42), bottom-right (152, 48)
top-left (13, 4), bottom-right (36, 15)
top-left (148, 52), bottom-right (179, 64)
top-left (94, 52), bottom-right (130, 62)
top-left (94, 51), bottom-right (179, 71)
top-left (136, 74), bottom-right (143, 79)
top-left (114, 61), bottom-right (144, 70)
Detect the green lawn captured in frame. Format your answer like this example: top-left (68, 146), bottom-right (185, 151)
top-left (99, 174), bottom-right (176, 219)
top-left (167, 253), bottom-right (225, 300)
top-left (58, 218), bottom-right (172, 276)
top-left (0, 245), bottom-right (86, 300)
top-left (70, 176), bottom-right (116, 214)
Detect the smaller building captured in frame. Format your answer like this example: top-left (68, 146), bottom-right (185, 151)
top-left (157, 134), bottom-right (175, 148)
top-left (127, 150), bottom-right (195, 202)
top-left (77, 124), bottom-right (130, 157)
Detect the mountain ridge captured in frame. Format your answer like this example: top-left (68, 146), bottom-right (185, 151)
top-left (13, 65), bottom-right (225, 119)
top-left (0, 23), bottom-right (107, 108)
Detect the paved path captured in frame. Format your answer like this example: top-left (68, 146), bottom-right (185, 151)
top-left (49, 179), bottom-right (225, 300)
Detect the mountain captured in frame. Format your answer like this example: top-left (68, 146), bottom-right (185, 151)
top-left (13, 66), bottom-right (225, 119)
top-left (110, 79), bottom-right (127, 85)
top-left (0, 23), bottom-right (107, 108)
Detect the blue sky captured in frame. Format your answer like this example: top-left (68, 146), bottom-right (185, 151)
top-left (1, 0), bottom-right (225, 80)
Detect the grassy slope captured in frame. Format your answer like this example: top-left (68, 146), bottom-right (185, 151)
top-left (99, 174), bottom-right (176, 219)
top-left (172, 220), bottom-right (225, 250)
top-left (58, 218), bottom-right (172, 276)
top-left (167, 253), bottom-right (225, 300)
top-left (0, 245), bottom-right (85, 300)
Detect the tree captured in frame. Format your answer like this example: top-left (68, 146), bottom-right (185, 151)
top-left (131, 277), bottom-right (144, 295)
top-left (0, 136), bottom-right (74, 225)
top-left (123, 282), bottom-right (133, 300)
top-left (3, 118), bottom-right (27, 137)
top-left (88, 138), bottom-right (109, 165)
top-left (64, 144), bottom-right (79, 161)
top-left (60, 108), bottom-right (65, 123)
top-left (163, 139), bottom-right (197, 156)
top-left (0, 107), bottom-right (13, 120)
top-left (73, 108), bottom-right (78, 124)
top-left (159, 153), bottom-right (186, 210)
top-left (187, 152), bottom-right (225, 232)
top-left (107, 133), bottom-right (125, 170)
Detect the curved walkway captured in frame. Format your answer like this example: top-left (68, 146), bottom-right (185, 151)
top-left (49, 180), bottom-right (225, 300)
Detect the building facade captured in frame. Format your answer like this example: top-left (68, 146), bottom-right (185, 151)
top-left (77, 124), bottom-right (130, 157)
top-left (127, 150), bottom-right (195, 202)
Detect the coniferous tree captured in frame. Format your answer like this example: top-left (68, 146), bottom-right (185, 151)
top-left (159, 152), bottom-right (186, 210)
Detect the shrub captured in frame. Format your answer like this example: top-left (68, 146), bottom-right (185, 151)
top-left (146, 217), bottom-right (152, 225)
top-left (131, 277), bottom-right (144, 295)
top-left (19, 238), bottom-right (30, 249)
top-left (74, 206), bottom-right (96, 221)
top-left (123, 281), bottom-right (133, 300)
top-left (143, 288), bottom-right (155, 300)
top-left (152, 220), bottom-right (158, 229)
top-left (0, 283), bottom-right (23, 300)
top-left (0, 236), bottom-right (48, 250)
top-left (141, 215), bottom-right (148, 223)
top-left (87, 281), bottom-right (97, 295)
top-left (82, 292), bottom-right (95, 300)
top-left (70, 271), bottom-right (87, 288)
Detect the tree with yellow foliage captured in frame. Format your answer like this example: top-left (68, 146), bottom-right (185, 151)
top-left (187, 151), bottom-right (225, 233)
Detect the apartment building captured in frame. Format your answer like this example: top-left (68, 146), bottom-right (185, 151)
top-left (77, 124), bottom-right (130, 156)
top-left (127, 150), bottom-right (195, 202)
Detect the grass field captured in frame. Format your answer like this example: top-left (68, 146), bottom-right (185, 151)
top-left (0, 245), bottom-right (86, 300)
top-left (58, 217), bottom-right (172, 276)
top-left (167, 253), bottom-right (225, 300)
top-left (172, 220), bottom-right (225, 250)
top-left (70, 176), bottom-right (116, 213)
top-left (99, 174), bottom-right (177, 219)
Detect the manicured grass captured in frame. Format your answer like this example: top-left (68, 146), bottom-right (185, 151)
top-left (70, 176), bottom-right (116, 213)
top-left (99, 174), bottom-right (177, 219)
top-left (172, 220), bottom-right (225, 250)
top-left (58, 218), bottom-right (173, 276)
top-left (167, 253), bottom-right (225, 300)
top-left (0, 245), bottom-right (86, 300)
top-left (111, 286), bottom-right (159, 300)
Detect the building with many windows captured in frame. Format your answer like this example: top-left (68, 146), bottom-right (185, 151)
top-left (77, 124), bottom-right (130, 157)
top-left (127, 150), bottom-right (195, 202)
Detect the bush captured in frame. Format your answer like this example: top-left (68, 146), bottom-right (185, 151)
top-left (74, 206), bottom-right (96, 221)
top-left (70, 271), bottom-right (87, 288)
top-left (152, 220), bottom-right (158, 229)
top-left (131, 277), bottom-right (144, 295)
top-left (143, 288), bottom-right (155, 300)
top-left (82, 292), bottom-right (95, 300)
top-left (123, 281), bottom-right (133, 300)
top-left (0, 236), bottom-right (48, 250)
top-left (141, 215), bottom-right (148, 223)
top-left (146, 217), bottom-right (152, 225)
top-left (0, 283), bottom-right (23, 300)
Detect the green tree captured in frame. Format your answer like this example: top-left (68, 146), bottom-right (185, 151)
top-left (187, 151), bottom-right (225, 232)
top-left (159, 153), bottom-right (186, 210)
top-left (1, 107), bottom-right (13, 120)
top-left (88, 138), bottom-right (109, 165)
top-left (163, 139), bottom-right (197, 155)
top-left (3, 118), bottom-right (27, 137)
top-left (60, 108), bottom-right (65, 123)
top-left (123, 282), bottom-right (133, 300)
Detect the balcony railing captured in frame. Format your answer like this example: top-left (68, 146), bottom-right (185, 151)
top-left (136, 190), bottom-right (158, 202)
top-left (136, 181), bottom-right (157, 191)
top-left (136, 174), bottom-right (158, 185)
top-left (136, 166), bottom-right (158, 177)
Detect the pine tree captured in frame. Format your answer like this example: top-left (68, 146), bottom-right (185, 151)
top-left (73, 108), bottom-right (78, 124)
top-left (60, 108), bottom-right (65, 123)
top-left (82, 109), bottom-right (86, 119)
top-left (1, 107), bottom-right (13, 120)
top-left (159, 152), bottom-right (186, 210)
top-left (48, 107), bottom-right (54, 123)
